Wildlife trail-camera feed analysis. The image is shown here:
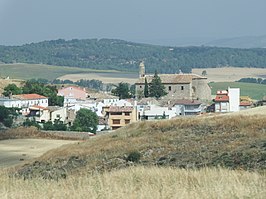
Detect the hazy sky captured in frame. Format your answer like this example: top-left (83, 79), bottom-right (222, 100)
top-left (0, 0), bottom-right (265, 46)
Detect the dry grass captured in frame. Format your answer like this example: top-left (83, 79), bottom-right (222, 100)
top-left (1, 166), bottom-right (265, 199)
top-left (193, 67), bottom-right (266, 82)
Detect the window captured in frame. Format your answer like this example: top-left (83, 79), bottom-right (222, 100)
top-left (56, 114), bottom-right (60, 118)
top-left (140, 86), bottom-right (142, 89)
top-left (181, 86), bottom-right (184, 90)
top-left (112, 119), bottom-right (120, 124)
top-left (125, 112), bottom-right (130, 116)
top-left (110, 112), bottom-right (122, 115)
top-left (125, 119), bottom-right (130, 124)
top-left (168, 86), bottom-right (172, 91)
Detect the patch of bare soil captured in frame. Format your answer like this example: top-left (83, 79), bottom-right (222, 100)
top-left (0, 139), bottom-right (77, 168)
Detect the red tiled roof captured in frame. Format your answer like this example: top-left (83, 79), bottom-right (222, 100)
top-left (240, 101), bottom-right (252, 106)
top-left (58, 86), bottom-right (86, 92)
top-left (107, 106), bottom-right (134, 113)
top-left (136, 74), bottom-right (206, 84)
top-left (214, 95), bottom-right (229, 102)
top-left (13, 94), bottom-right (48, 100)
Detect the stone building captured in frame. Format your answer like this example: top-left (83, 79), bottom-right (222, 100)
top-left (135, 62), bottom-right (211, 101)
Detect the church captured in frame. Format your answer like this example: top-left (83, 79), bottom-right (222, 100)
top-left (135, 62), bottom-right (211, 101)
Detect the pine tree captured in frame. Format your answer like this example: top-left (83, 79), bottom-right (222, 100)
top-left (149, 71), bottom-right (167, 99)
top-left (144, 77), bottom-right (149, 98)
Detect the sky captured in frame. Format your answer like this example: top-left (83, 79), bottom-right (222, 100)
top-left (0, 0), bottom-right (265, 46)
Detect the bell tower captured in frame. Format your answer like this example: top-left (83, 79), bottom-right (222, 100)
top-left (139, 61), bottom-right (145, 78)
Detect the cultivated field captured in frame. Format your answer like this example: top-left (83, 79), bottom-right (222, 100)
top-left (59, 72), bottom-right (138, 84)
top-left (1, 166), bottom-right (265, 199)
top-left (209, 81), bottom-right (266, 100)
top-left (0, 139), bottom-right (77, 168)
top-left (193, 67), bottom-right (266, 82)
top-left (0, 63), bottom-right (116, 81)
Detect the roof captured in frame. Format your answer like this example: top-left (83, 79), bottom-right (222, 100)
top-left (58, 86), bottom-right (86, 92)
top-left (107, 106), bottom-right (134, 113)
top-left (136, 73), bottom-right (206, 84)
top-left (173, 99), bottom-right (202, 106)
top-left (214, 95), bottom-right (229, 102)
top-left (29, 105), bottom-right (48, 110)
top-left (240, 101), bottom-right (252, 106)
top-left (13, 94), bottom-right (48, 100)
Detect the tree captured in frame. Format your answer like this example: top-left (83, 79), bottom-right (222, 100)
top-left (71, 109), bottom-right (98, 133)
top-left (22, 80), bottom-right (64, 106)
top-left (144, 77), bottom-right (149, 98)
top-left (3, 84), bottom-right (22, 97)
top-left (0, 106), bottom-right (18, 127)
top-left (149, 71), bottom-right (167, 99)
top-left (202, 70), bottom-right (207, 76)
top-left (111, 82), bottom-right (131, 99)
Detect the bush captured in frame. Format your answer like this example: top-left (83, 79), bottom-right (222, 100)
top-left (126, 151), bottom-right (141, 162)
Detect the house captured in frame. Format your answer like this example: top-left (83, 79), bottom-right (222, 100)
top-left (173, 100), bottom-right (203, 116)
top-left (214, 90), bottom-right (230, 112)
top-left (239, 96), bottom-right (253, 110)
top-left (57, 86), bottom-right (88, 106)
top-left (214, 88), bottom-right (240, 112)
top-left (104, 106), bottom-right (138, 130)
top-left (0, 94), bottom-right (48, 115)
top-left (135, 62), bottom-right (211, 100)
top-left (28, 105), bottom-right (69, 124)
top-left (138, 104), bottom-right (176, 120)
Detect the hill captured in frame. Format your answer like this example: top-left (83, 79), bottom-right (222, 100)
top-left (206, 35), bottom-right (266, 48)
top-left (209, 82), bottom-right (266, 100)
top-left (1, 39), bottom-right (266, 74)
top-left (9, 113), bottom-right (266, 180)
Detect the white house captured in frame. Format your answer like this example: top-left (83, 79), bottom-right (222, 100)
top-left (28, 105), bottom-right (68, 123)
top-left (174, 100), bottom-right (203, 116)
top-left (0, 94), bottom-right (48, 115)
top-left (214, 88), bottom-right (240, 112)
top-left (138, 105), bottom-right (176, 120)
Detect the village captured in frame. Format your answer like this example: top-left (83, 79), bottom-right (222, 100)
top-left (0, 62), bottom-right (265, 133)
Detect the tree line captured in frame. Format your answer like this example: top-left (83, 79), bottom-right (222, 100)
top-left (1, 39), bottom-right (266, 74)
top-left (236, 77), bottom-right (266, 84)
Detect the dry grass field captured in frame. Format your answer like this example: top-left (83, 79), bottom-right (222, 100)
top-left (193, 67), bottom-right (266, 82)
top-left (59, 72), bottom-right (138, 84)
top-left (1, 166), bottom-right (265, 199)
top-left (0, 139), bottom-right (77, 168)
top-left (60, 67), bottom-right (266, 84)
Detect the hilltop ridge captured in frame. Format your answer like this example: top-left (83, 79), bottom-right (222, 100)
top-left (1, 39), bottom-right (266, 74)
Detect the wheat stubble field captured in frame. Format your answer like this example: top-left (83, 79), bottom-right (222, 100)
top-left (0, 139), bottom-right (77, 168)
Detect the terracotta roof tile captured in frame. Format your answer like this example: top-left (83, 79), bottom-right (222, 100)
top-left (107, 106), bottom-right (134, 113)
top-left (136, 74), bottom-right (206, 84)
top-left (13, 94), bottom-right (48, 100)
top-left (215, 95), bottom-right (229, 102)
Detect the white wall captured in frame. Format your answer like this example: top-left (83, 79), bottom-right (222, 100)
top-left (228, 88), bottom-right (240, 112)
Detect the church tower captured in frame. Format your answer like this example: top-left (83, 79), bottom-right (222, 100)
top-left (139, 61), bottom-right (145, 78)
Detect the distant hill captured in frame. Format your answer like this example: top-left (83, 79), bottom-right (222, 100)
top-left (1, 38), bottom-right (266, 74)
top-left (206, 35), bottom-right (266, 48)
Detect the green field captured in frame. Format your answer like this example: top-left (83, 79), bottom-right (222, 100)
top-left (0, 63), bottom-right (117, 81)
top-left (209, 82), bottom-right (266, 100)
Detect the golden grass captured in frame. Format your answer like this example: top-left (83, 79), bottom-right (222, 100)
top-left (1, 166), bottom-right (265, 199)
top-left (192, 67), bottom-right (266, 82)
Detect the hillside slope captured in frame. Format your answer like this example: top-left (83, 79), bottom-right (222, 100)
top-left (1, 39), bottom-right (266, 74)
top-left (13, 113), bottom-right (266, 180)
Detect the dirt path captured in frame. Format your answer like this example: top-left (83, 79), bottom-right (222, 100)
top-left (0, 139), bottom-right (77, 168)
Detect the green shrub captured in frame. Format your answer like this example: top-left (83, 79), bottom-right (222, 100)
top-left (126, 151), bottom-right (141, 162)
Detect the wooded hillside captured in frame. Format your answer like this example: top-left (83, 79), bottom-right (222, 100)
top-left (1, 38), bottom-right (266, 73)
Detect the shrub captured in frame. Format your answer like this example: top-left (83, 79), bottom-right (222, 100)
top-left (126, 151), bottom-right (141, 162)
